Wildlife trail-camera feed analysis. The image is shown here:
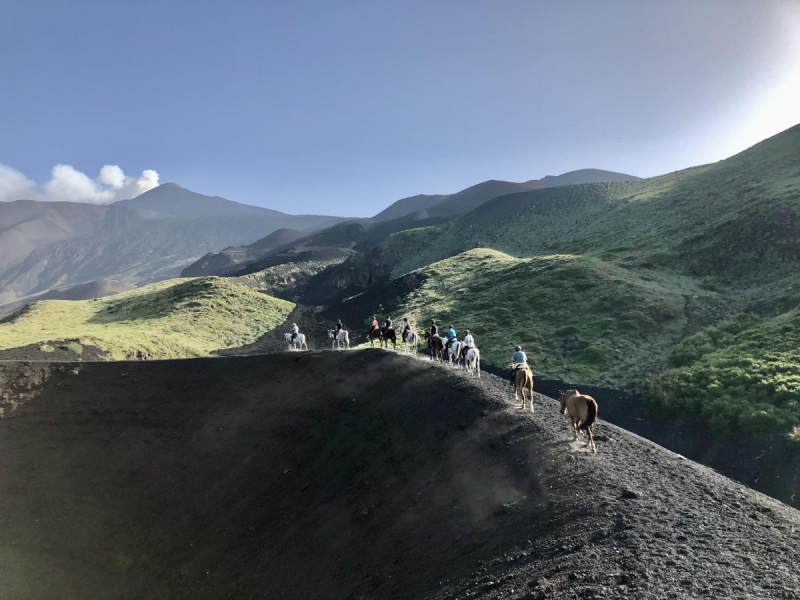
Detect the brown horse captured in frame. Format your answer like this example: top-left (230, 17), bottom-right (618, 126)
top-left (366, 327), bottom-right (382, 348)
top-left (513, 367), bottom-right (534, 412)
top-left (424, 331), bottom-right (444, 362)
top-left (380, 327), bottom-right (397, 350)
top-left (558, 389), bottom-right (598, 453)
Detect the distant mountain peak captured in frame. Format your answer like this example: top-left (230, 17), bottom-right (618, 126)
top-left (372, 169), bottom-right (639, 221)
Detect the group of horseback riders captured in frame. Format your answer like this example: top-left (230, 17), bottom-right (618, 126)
top-left (364, 315), bottom-right (527, 377)
top-left (426, 320), bottom-right (476, 362)
top-left (294, 315), bottom-right (528, 380)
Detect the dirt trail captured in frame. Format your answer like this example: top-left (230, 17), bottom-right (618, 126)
top-left (0, 351), bottom-right (798, 599)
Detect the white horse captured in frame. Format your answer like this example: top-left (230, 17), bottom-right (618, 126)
top-left (328, 329), bottom-right (350, 350)
top-left (464, 347), bottom-right (481, 377)
top-left (447, 340), bottom-right (463, 368)
top-left (402, 330), bottom-right (418, 353)
top-left (284, 332), bottom-right (308, 351)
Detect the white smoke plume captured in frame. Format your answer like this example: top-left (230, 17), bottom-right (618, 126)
top-left (0, 163), bottom-right (160, 204)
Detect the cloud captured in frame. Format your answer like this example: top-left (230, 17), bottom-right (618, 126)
top-left (0, 165), bottom-right (38, 202)
top-left (0, 163), bottom-right (160, 204)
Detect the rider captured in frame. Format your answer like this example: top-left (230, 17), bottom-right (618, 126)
top-left (290, 322), bottom-right (299, 342)
top-left (510, 345), bottom-right (528, 381)
top-left (384, 315), bottom-right (393, 333)
top-left (445, 324), bottom-right (457, 352)
top-left (429, 320), bottom-right (438, 337)
top-left (335, 319), bottom-right (343, 335)
top-left (461, 329), bottom-right (475, 360)
top-left (371, 315), bottom-right (379, 333)
top-left (401, 318), bottom-right (411, 341)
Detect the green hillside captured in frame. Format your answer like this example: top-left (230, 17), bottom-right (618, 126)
top-left (344, 124), bottom-right (800, 437)
top-left (647, 311), bottom-right (800, 436)
top-left (346, 248), bottom-right (702, 385)
top-left (0, 278), bottom-right (293, 359)
top-left (378, 124), bottom-right (800, 284)
top-left (236, 254), bottom-right (351, 300)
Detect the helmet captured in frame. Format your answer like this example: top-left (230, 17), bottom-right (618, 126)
top-left (449, 324), bottom-right (453, 329)
top-left (515, 345), bottom-right (521, 351)
top-left (431, 320), bottom-right (436, 324)
top-left (464, 330), bottom-right (470, 334)
top-left (293, 323), bottom-right (297, 326)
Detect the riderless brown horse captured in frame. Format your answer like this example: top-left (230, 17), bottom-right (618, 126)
top-left (558, 389), bottom-right (598, 453)
top-left (424, 331), bottom-right (444, 362)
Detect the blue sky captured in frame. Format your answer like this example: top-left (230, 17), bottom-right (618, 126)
top-left (2, 0), bottom-right (800, 216)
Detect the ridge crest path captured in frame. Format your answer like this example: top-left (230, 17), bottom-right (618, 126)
top-left (0, 350), bottom-right (798, 598)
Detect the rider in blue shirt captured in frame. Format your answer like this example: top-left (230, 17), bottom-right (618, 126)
top-left (510, 345), bottom-right (529, 381)
top-left (512, 346), bottom-right (527, 365)
top-left (445, 324), bottom-right (457, 351)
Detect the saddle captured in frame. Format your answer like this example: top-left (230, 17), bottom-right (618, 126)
top-left (510, 363), bottom-right (530, 380)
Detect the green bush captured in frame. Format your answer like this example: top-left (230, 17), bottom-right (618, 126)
top-left (647, 310), bottom-right (800, 435)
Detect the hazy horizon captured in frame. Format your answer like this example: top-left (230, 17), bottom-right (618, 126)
top-left (2, 0), bottom-right (800, 216)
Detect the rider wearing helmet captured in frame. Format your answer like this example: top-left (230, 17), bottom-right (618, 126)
top-left (384, 316), bottom-right (393, 332)
top-left (445, 324), bottom-right (457, 351)
top-left (511, 345), bottom-right (528, 381)
top-left (461, 329), bottom-right (475, 360)
top-left (512, 345), bottom-right (527, 365)
top-left (401, 317), bottom-right (411, 341)
top-left (291, 322), bottom-right (299, 342)
top-left (429, 320), bottom-right (438, 337)
top-left (335, 319), bottom-right (343, 334)
top-left (371, 315), bottom-right (379, 333)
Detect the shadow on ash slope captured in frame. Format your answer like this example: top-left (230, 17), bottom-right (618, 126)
top-left (0, 352), bottom-right (798, 600)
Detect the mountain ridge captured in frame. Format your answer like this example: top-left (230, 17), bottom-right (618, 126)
top-left (372, 168), bottom-right (640, 221)
top-left (0, 185), bottom-right (346, 303)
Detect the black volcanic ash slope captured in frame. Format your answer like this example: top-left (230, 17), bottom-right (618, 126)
top-left (0, 352), bottom-right (798, 599)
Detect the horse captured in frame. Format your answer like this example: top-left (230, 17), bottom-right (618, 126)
top-left (424, 331), bottom-right (444, 363)
top-left (512, 365), bottom-right (534, 412)
top-left (558, 389), bottom-right (598, 453)
top-left (366, 327), bottom-right (382, 348)
top-left (380, 327), bottom-right (397, 350)
top-left (284, 332), bottom-right (308, 351)
top-left (328, 329), bottom-right (350, 350)
top-left (464, 347), bottom-right (481, 377)
top-left (446, 340), bottom-right (463, 368)
top-left (401, 330), bottom-right (418, 353)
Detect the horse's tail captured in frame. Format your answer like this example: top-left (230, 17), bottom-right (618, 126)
top-left (581, 397), bottom-right (598, 430)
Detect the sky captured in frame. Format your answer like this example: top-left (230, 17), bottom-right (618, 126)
top-left (1, 0), bottom-right (800, 216)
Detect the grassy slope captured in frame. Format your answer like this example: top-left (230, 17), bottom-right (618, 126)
top-left (648, 311), bottom-right (800, 435)
top-left (0, 278), bottom-right (293, 359)
top-left (349, 248), bottom-right (694, 385)
top-left (357, 124), bottom-right (800, 435)
top-left (236, 255), bottom-right (350, 300)
top-left (382, 125), bottom-right (800, 281)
